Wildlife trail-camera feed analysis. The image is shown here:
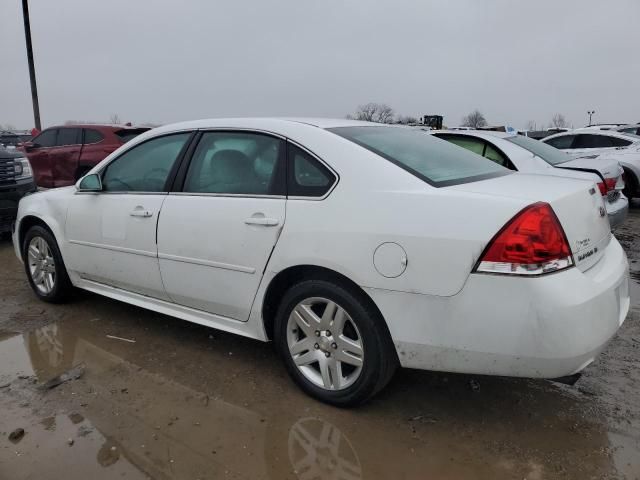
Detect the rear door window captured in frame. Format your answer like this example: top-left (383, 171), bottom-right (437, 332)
top-left (183, 131), bottom-right (285, 195)
top-left (544, 135), bottom-right (576, 149)
top-left (56, 128), bottom-right (81, 146)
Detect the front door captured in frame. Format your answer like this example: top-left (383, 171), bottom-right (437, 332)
top-left (64, 132), bottom-right (192, 300)
top-left (157, 131), bottom-right (286, 321)
top-left (49, 127), bottom-right (82, 187)
top-left (26, 128), bottom-right (58, 187)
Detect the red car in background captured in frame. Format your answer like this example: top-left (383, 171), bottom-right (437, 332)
top-left (20, 124), bottom-right (150, 188)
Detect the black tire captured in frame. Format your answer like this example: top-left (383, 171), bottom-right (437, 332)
top-left (623, 168), bottom-right (637, 201)
top-left (274, 279), bottom-right (398, 407)
top-left (23, 225), bottom-right (73, 303)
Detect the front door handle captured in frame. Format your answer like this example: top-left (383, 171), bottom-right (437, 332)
top-left (130, 207), bottom-right (153, 218)
top-left (244, 217), bottom-right (280, 226)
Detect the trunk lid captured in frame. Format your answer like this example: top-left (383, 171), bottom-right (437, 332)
top-left (558, 155), bottom-right (624, 203)
top-left (448, 173), bottom-right (611, 272)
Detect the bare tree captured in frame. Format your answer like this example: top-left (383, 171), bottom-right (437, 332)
top-left (0, 123), bottom-right (16, 131)
top-left (396, 115), bottom-right (418, 125)
top-left (461, 110), bottom-right (488, 128)
top-left (349, 103), bottom-right (395, 124)
top-left (550, 113), bottom-right (569, 128)
top-left (524, 120), bottom-right (537, 131)
top-left (109, 113), bottom-right (122, 124)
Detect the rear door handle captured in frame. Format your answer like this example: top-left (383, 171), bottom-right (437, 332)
top-left (244, 217), bottom-right (280, 226)
top-left (130, 208), bottom-right (153, 218)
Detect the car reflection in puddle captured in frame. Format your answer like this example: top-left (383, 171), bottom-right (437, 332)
top-left (1, 323), bottom-right (363, 480)
top-left (0, 318), bottom-right (632, 479)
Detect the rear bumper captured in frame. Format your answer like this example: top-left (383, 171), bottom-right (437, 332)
top-left (606, 194), bottom-right (628, 229)
top-left (366, 237), bottom-right (630, 378)
top-left (0, 178), bottom-right (37, 233)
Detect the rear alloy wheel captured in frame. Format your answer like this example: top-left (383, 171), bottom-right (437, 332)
top-left (286, 297), bottom-right (364, 391)
top-left (23, 225), bottom-right (73, 303)
top-left (274, 279), bottom-right (397, 406)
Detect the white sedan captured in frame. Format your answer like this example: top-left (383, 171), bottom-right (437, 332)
top-left (12, 118), bottom-right (630, 406)
top-left (430, 130), bottom-right (628, 228)
top-left (542, 129), bottom-right (640, 199)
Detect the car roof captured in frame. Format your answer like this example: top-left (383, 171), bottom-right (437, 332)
top-left (48, 124), bottom-right (149, 131)
top-left (147, 117), bottom-right (390, 136)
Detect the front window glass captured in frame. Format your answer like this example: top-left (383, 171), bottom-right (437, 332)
top-left (33, 129), bottom-right (57, 148)
top-left (329, 126), bottom-right (507, 186)
top-left (102, 133), bottom-right (190, 192)
top-left (507, 135), bottom-right (571, 165)
top-left (183, 132), bottom-right (284, 195)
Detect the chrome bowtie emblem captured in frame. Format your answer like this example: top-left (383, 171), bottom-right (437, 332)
top-left (599, 206), bottom-right (606, 217)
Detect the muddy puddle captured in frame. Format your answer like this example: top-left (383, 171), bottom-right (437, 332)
top-left (1, 206), bottom-right (640, 479)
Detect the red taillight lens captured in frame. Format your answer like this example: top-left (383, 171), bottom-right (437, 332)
top-left (598, 178), bottom-right (619, 195)
top-left (475, 202), bottom-right (574, 275)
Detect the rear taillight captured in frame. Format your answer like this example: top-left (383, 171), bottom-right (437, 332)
top-left (475, 202), bottom-right (573, 276)
top-left (597, 178), bottom-right (617, 195)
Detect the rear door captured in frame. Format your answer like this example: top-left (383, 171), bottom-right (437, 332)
top-left (157, 130), bottom-right (286, 321)
top-left (26, 128), bottom-right (57, 187)
top-left (50, 127), bottom-right (82, 187)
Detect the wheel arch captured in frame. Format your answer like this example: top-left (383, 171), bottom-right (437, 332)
top-left (260, 264), bottom-right (391, 343)
top-left (18, 215), bottom-right (57, 260)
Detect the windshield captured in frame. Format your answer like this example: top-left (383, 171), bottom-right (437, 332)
top-left (328, 126), bottom-right (509, 186)
top-left (506, 135), bottom-right (572, 165)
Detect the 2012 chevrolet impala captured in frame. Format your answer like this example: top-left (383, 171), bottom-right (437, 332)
top-left (12, 118), bottom-right (630, 406)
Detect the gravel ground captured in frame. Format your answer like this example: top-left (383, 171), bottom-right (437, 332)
top-left (0, 202), bottom-right (639, 480)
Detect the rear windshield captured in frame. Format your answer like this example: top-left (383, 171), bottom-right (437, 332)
top-left (507, 135), bottom-right (572, 165)
top-left (328, 126), bottom-right (508, 186)
top-left (115, 128), bottom-right (150, 143)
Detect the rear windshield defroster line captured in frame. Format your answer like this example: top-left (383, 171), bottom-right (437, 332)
top-left (328, 126), bottom-right (510, 187)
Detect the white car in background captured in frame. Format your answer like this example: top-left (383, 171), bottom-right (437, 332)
top-left (431, 130), bottom-right (628, 228)
top-left (12, 118), bottom-right (630, 406)
top-left (542, 129), bottom-right (640, 199)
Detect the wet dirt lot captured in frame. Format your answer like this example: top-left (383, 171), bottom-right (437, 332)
top-left (1, 205), bottom-right (639, 480)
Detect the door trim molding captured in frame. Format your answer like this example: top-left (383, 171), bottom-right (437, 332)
top-left (158, 252), bottom-right (256, 274)
top-left (68, 239), bottom-right (157, 258)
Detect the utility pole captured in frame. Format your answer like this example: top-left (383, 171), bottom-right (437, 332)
top-left (21, 0), bottom-right (41, 131)
top-left (587, 110), bottom-right (595, 127)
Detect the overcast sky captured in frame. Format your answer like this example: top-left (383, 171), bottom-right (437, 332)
top-left (2, 0), bottom-right (639, 130)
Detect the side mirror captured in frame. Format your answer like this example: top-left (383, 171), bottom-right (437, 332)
top-left (22, 141), bottom-right (37, 151)
top-left (77, 173), bottom-right (103, 192)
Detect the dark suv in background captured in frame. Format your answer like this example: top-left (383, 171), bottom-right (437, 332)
top-left (20, 124), bottom-right (150, 188)
top-left (0, 146), bottom-right (37, 235)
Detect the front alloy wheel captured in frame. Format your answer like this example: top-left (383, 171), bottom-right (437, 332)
top-left (27, 236), bottom-right (57, 295)
top-left (23, 225), bottom-right (73, 303)
top-left (287, 297), bottom-right (364, 391)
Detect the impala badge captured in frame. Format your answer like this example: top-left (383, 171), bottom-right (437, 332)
top-left (599, 206), bottom-right (606, 217)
